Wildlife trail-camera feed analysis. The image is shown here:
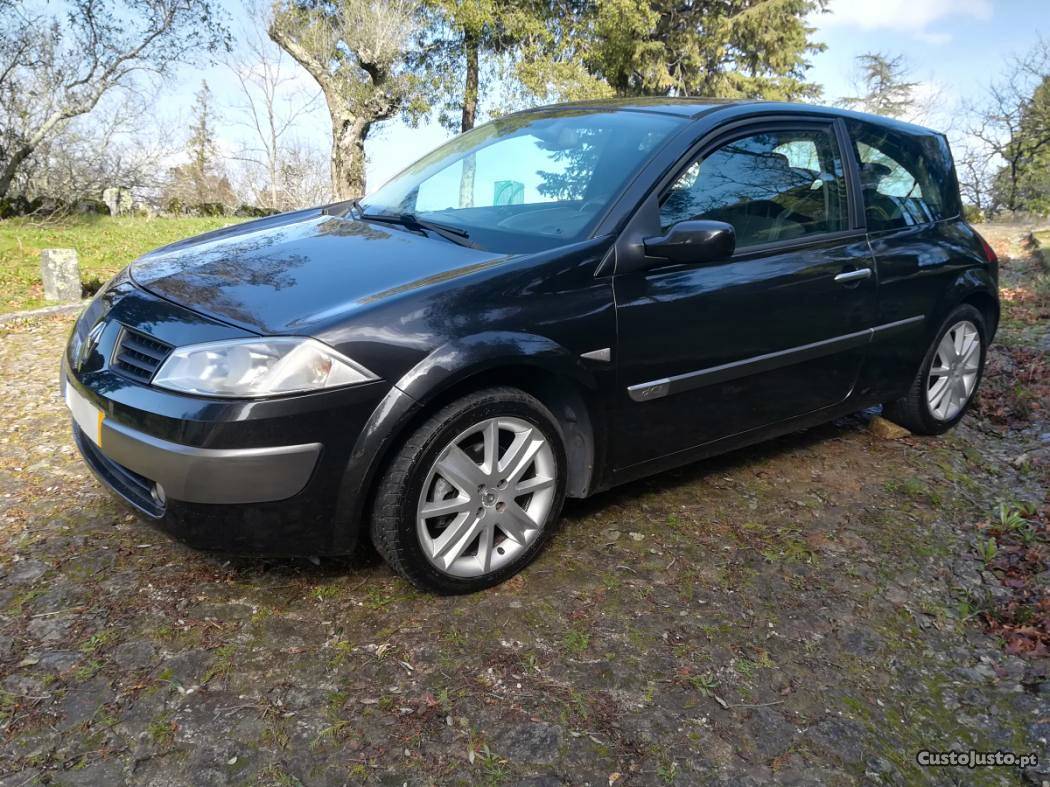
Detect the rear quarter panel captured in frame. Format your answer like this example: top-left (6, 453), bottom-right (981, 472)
top-left (857, 218), bottom-right (997, 403)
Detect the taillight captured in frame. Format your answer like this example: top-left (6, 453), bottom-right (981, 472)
top-left (973, 229), bottom-right (998, 264)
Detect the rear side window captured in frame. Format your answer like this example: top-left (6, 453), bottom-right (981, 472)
top-left (660, 127), bottom-right (849, 248)
top-left (847, 120), bottom-right (960, 231)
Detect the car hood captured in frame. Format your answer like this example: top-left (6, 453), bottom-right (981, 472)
top-left (130, 208), bottom-right (509, 335)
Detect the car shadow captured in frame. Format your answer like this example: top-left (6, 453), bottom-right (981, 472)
top-left (561, 410), bottom-right (874, 523)
top-left (198, 409), bottom-right (877, 586)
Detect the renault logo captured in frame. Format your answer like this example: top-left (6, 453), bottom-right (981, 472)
top-left (77, 321), bottom-right (105, 370)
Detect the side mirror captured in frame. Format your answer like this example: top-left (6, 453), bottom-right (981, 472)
top-left (643, 220), bottom-right (735, 265)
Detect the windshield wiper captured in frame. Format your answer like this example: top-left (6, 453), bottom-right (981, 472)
top-left (359, 211), bottom-right (477, 248)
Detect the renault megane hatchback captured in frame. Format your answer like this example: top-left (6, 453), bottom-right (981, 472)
top-left (63, 99), bottom-right (999, 593)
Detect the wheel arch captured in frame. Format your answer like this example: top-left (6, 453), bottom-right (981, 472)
top-left (960, 289), bottom-right (999, 340)
top-left (929, 267), bottom-right (999, 343)
top-left (331, 333), bottom-right (605, 553)
top-left (404, 364), bottom-right (601, 500)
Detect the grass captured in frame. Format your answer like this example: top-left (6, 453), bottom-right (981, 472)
top-left (1033, 232), bottom-right (1050, 300)
top-left (562, 628), bottom-right (590, 655)
top-left (202, 643), bottom-right (237, 686)
top-left (1033, 229), bottom-right (1050, 255)
top-left (147, 713), bottom-right (176, 747)
top-left (688, 673), bottom-right (717, 696)
top-left (0, 214), bottom-right (243, 312)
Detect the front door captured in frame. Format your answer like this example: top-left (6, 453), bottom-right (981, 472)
top-left (612, 121), bottom-right (878, 469)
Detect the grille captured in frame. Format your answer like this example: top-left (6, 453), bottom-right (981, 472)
top-left (112, 326), bottom-right (173, 382)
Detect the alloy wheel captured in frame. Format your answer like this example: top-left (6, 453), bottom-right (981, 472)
top-left (416, 416), bottom-right (556, 578)
top-left (927, 320), bottom-right (981, 421)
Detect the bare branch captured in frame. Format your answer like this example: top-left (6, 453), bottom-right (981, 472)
top-left (227, 10), bottom-right (324, 210)
top-left (0, 0), bottom-right (231, 199)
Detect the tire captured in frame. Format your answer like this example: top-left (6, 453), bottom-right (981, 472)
top-left (370, 386), bottom-right (567, 594)
top-left (883, 304), bottom-right (987, 436)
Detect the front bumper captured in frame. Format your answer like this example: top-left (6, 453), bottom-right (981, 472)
top-left (67, 383), bottom-right (322, 509)
top-left (62, 278), bottom-right (392, 555)
top-left (100, 409), bottom-right (320, 506)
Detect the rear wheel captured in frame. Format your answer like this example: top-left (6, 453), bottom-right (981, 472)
top-left (370, 387), bottom-right (566, 594)
top-left (883, 304), bottom-right (986, 435)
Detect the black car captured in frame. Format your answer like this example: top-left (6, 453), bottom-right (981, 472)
top-left (63, 98), bottom-right (999, 593)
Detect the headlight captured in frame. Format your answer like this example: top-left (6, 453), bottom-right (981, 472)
top-left (152, 337), bottom-right (377, 397)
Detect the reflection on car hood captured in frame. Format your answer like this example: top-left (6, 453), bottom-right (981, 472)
top-left (130, 208), bottom-right (509, 335)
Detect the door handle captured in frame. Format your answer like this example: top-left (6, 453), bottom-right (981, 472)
top-left (834, 268), bottom-right (872, 284)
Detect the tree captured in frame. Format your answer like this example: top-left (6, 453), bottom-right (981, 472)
top-left (188, 82), bottom-right (221, 204)
top-left (164, 81), bottom-right (237, 211)
top-left (227, 19), bottom-right (323, 211)
top-left (1007, 79), bottom-right (1050, 212)
top-left (269, 0), bottom-right (427, 199)
top-left (275, 141), bottom-right (333, 207)
top-left (0, 0), bottom-right (230, 200)
top-left (418, 0), bottom-right (544, 133)
top-left (968, 39), bottom-right (1050, 213)
top-left (11, 89), bottom-right (176, 207)
top-left (955, 145), bottom-right (996, 216)
top-left (518, 0), bottom-right (828, 101)
top-left (412, 0), bottom-right (548, 207)
top-left (839, 52), bottom-right (918, 118)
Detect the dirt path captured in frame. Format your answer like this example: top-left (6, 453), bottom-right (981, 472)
top-left (0, 225), bottom-right (1047, 785)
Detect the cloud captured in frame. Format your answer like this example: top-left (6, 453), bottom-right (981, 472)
top-left (916, 31), bottom-right (953, 46)
top-left (816, 0), bottom-right (992, 43)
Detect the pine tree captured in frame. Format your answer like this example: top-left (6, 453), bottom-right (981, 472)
top-left (187, 81), bottom-right (219, 204)
top-left (164, 80), bottom-right (236, 212)
top-left (840, 53), bottom-right (918, 118)
top-left (519, 0), bottom-right (828, 101)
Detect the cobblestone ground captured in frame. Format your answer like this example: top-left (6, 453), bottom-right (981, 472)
top-left (0, 225), bottom-right (1047, 786)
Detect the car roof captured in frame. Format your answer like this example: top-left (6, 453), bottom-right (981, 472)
top-left (513, 97), bottom-right (943, 137)
top-left (505, 96), bottom-right (743, 118)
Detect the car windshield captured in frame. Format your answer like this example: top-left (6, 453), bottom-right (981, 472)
top-left (360, 109), bottom-right (684, 253)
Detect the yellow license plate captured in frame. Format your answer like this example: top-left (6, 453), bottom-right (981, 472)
top-left (65, 379), bottom-right (103, 446)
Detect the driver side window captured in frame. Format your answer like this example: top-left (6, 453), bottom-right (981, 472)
top-left (660, 127), bottom-right (849, 248)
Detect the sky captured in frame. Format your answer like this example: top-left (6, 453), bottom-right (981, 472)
top-left (163, 0), bottom-right (1048, 195)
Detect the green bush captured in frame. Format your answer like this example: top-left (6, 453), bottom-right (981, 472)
top-left (75, 198), bottom-right (109, 215)
top-left (191, 202), bottom-right (228, 217)
top-left (0, 196), bottom-right (31, 218)
top-left (81, 274), bottom-right (106, 298)
top-left (234, 204), bottom-right (280, 218)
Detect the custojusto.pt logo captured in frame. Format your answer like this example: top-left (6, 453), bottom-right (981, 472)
top-left (917, 749), bottom-right (1038, 770)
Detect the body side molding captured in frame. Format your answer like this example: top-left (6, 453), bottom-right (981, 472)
top-left (626, 315), bottom-right (924, 402)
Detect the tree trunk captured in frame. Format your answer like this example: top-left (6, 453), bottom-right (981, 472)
top-left (331, 113), bottom-right (370, 200)
top-left (456, 32), bottom-right (480, 208)
top-left (0, 145), bottom-right (31, 199)
top-left (269, 122), bottom-right (279, 210)
top-left (0, 85), bottom-right (101, 199)
top-left (459, 153), bottom-right (476, 208)
top-left (1008, 159), bottom-right (1019, 212)
top-left (461, 32), bottom-right (479, 133)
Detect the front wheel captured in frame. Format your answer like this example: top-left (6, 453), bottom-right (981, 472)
top-left (883, 304), bottom-right (987, 435)
top-left (370, 387), bottom-right (566, 594)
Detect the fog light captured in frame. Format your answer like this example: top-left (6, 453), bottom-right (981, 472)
top-left (151, 483), bottom-right (166, 506)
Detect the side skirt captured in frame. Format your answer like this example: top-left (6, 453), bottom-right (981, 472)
top-left (601, 394), bottom-right (885, 492)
